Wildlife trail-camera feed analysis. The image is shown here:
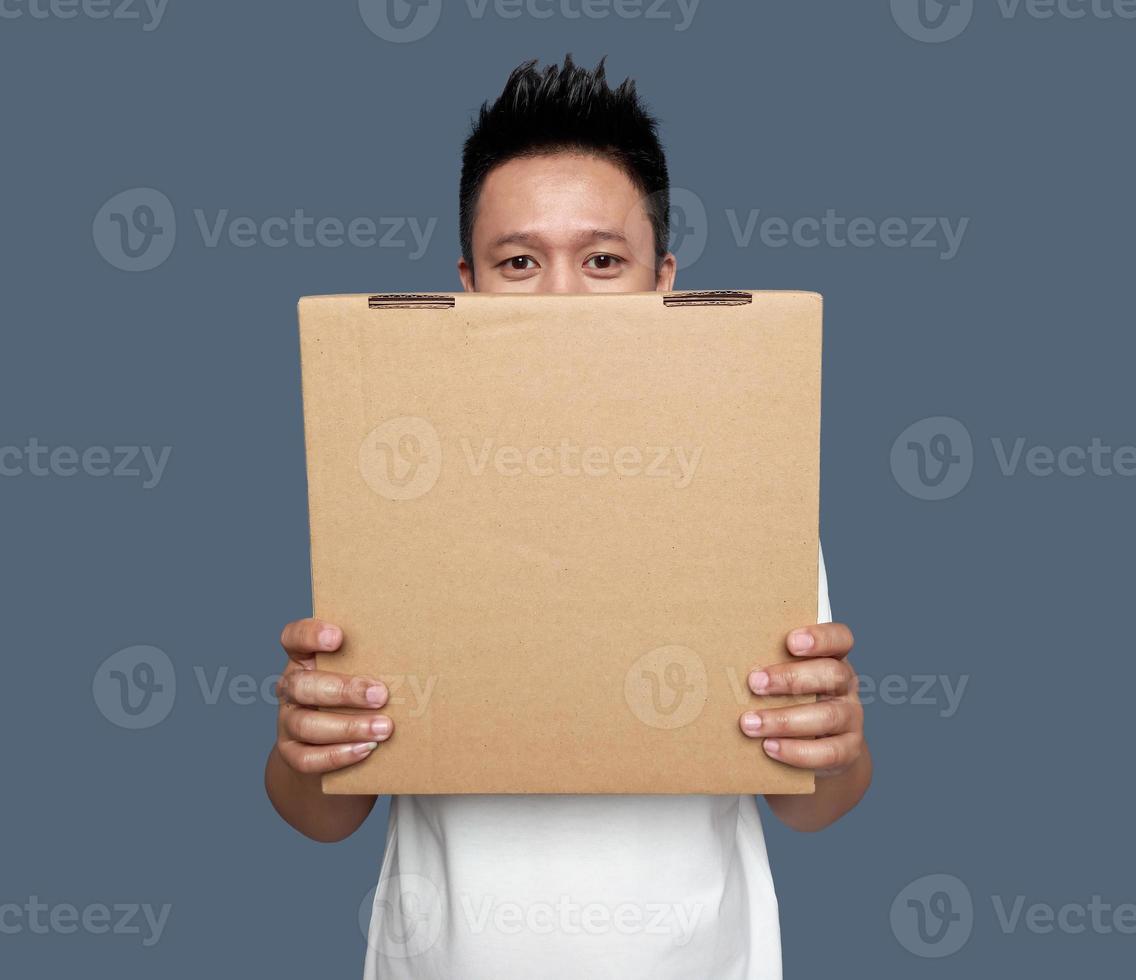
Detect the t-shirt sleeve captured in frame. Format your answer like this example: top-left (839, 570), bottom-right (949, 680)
top-left (817, 540), bottom-right (833, 625)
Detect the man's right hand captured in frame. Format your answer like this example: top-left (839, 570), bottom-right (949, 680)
top-left (274, 619), bottom-right (394, 774)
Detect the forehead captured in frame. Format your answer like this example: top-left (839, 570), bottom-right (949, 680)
top-left (472, 151), bottom-right (651, 246)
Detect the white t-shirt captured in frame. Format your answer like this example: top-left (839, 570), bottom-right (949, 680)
top-left (363, 547), bottom-right (833, 980)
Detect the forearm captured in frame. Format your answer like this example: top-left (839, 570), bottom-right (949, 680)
top-left (765, 744), bottom-right (872, 833)
top-left (265, 745), bottom-right (378, 842)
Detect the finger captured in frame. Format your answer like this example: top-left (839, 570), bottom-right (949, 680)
top-left (740, 699), bottom-right (860, 739)
top-left (281, 705), bottom-right (394, 745)
top-left (785, 622), bottom-right (854, 658)
top-left (277, 737), bottom-right (382, 775)
top-left (762, 732), bottom-right (863, 773)
top-left (748, 658), bottom-right (855, 698)
top-left (279, 619), bottom-right (343, 662)
top-left (277, 670), bottom-right (388, 709)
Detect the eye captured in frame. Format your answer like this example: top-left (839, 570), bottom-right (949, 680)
top-left (499, 255), bottom-right (538, 272)
top-left (584, 253), bottom-right (624, 272)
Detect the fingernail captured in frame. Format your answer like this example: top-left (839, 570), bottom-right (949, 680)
top-left (365, 684), bottom-right (387, 706)
top-left (319, 627), bottom-right (341, 650)
top-left (764, 739), bottom-right (781, 757)
top-left (788, 631), bottom-right (814, 655)
top-left (371, 717), bottom-right (392, 739)
top-left (741, 712), bottom-right (762, 736)
top-left (748, 670), bottom-right (770, 693)
top-left (352, 741), bottom-right (378, 756)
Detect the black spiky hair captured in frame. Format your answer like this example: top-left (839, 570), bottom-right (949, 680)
top-left (459, 55), bottom-right (670, 273)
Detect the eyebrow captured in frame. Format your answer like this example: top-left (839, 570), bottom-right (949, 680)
top-left (488, 229), bottom-right (631, 250)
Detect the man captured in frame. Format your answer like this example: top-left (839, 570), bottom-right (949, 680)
top-left (266, 55), bottom-right (870, 979)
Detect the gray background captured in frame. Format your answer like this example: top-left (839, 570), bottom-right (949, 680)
top-left (2, 0), bottom-right (1134, 975)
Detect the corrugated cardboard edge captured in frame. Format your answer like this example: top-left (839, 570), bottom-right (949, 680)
top-left (299, 290), bottom-right (824, 795)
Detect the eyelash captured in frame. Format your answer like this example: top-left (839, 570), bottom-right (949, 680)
top-left (584, 253), bottom-right (624, 271)
top-left (497, 254), bottom-right (625, 272)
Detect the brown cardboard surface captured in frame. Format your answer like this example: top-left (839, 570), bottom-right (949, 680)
top-left (298, 290), bottom-right (822, 795)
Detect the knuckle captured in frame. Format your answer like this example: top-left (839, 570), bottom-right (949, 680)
top-left (296, 748), bottom-right (327, 775)
top-left (777, 667), bottom-right (800, 692)
top-left (815, 740), bottom-right (840, 769)
top-left (821, 663), bottom-right (846, 696)
top-left (821, 702), bottom-right (842, 733)
top-left (321, 674), bottom-right (348, 703)
top-left (294, 711), bottom-right (320, 743)
top-left (288, 673), bottom-right (312, 704)
top-left (279, 743), bottom-right (306, 773)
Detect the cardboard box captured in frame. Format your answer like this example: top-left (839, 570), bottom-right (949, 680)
top-left (298, 290), bottom-right (821, 795)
